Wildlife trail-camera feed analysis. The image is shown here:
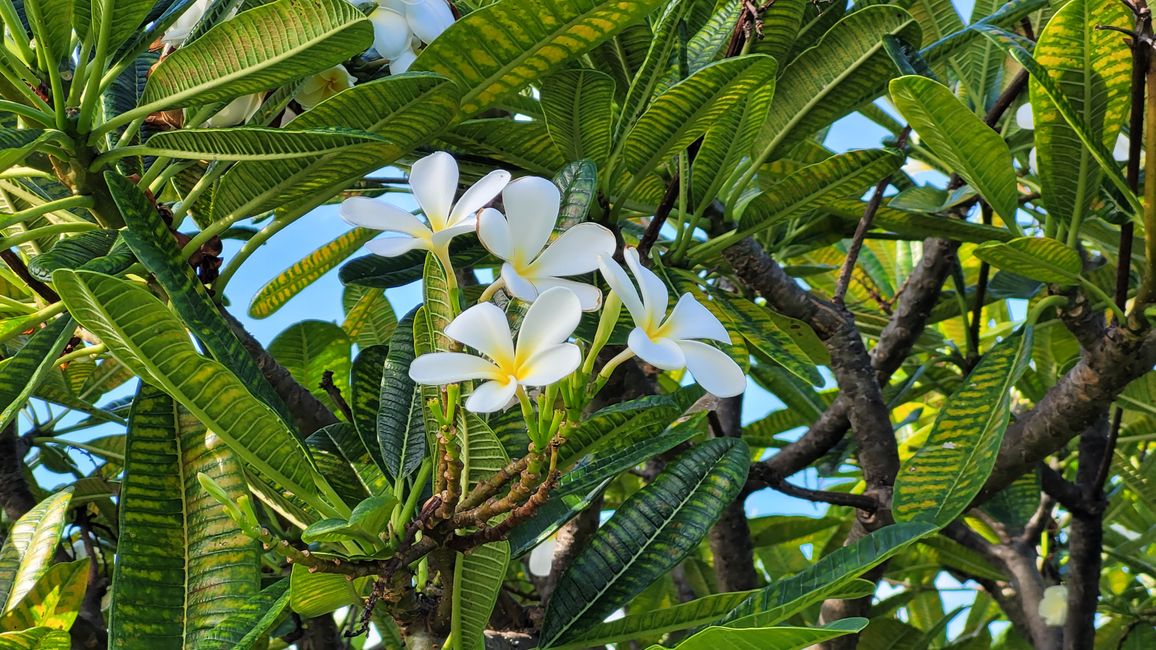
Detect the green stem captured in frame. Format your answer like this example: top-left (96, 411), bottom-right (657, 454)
top-left (0, 222), bottom-right (100, 248)
top-left (0, 0), bottom-right (35, 67)
top-left (1078, 278), bottom-right (1127, 322)
top-left (0, 100), bottom-right (53, 126)
top-left (0, 195), bottom-right (95, 230)
top-left (112, 117), bottom-right (147, 150)
top-left (169, 161), bottom-right (229, 223)
top-left (0, 293), bottom-right (36, 312)
top-left (56, 343), bottom-right (107, 366)
top-left (0, 61), bottom-right (50, 112)
top-left (1027, 295), bottom-right (1069, 326)
top-left (394, 460), bottom-right (432, 531)
top-left (38, 47), bottom-right (66, 129)
top-left (138, 156), bottom-right (172, 189)
top-left (516, 386), bottom-right (539, 446)
top-left (77, 0), bottom-right (115, 134)
top-left (214, 212), bottom-right (303, 292)
top-left (67, 38), bottom-right (93, 106)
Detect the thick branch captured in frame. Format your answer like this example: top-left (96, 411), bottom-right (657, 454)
top-left (707, 395), bottom-right (759, 592)
top-left (1065, 416), bottom-right (1109, 650)
top-left (0, 423), bottom-right (37, 521)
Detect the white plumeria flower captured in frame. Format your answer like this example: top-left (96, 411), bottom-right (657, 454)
top-left (477, 176), bottom-right (616, 311)
top-left (1038, 585), bottom-right (1068, 627)
top-left (296, 65), bottom-right (356, 109)
top-left (341, 151), bottom-right (510, 263)
top-left (598, 248), bottom-right (745, 398)
top-left (203, 93), bottom-right (263, 128)
top-left (1015, 103), bottom-right (1034, 130)
top-left (162, 0), bottom-right (210, 47)
top-left (409, 287), bottom-right (582, 413)
top-left (369, 0), bottom-right (454, 74)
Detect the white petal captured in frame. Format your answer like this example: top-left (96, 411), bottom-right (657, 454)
top-left (627, 329), bottom-right (685, 371)
top-left (532, 277), bottom-right (603, 311)
top-left (515, 286), bottom-right (581, 365)
top-left (477, 208), bottom-right (514, 260)
top-left (449, 169), bottom-right (511, 227)
top-left (445, 302), bottom-right (515, 367)
top-left (518, 343), bottom-right (581, 386)
top-left (1028, 147), bottom-right (1038, 175)
top-left (370, 7), bottom-right (412, 59)
top-left (409, 352), bottom-right (500, 384)
top-left (1015, 103), bottom-right (1033, 130)
top-left (623, 247), bottom-right (668, 329)
top-left (203, 94), bottom-right (262, 128)
top-left (341, 196), bottom-right (428, 237)
top-left (661, 293), bottom-right (730, 343)
top-left (502, 176), bottom-right (560, 263)
top-left (1113, 133), bottom-right (1131, 162)
top-left (1038, 586), bottom-right (1068, 627)
top-left (429, 222), bottom-right (475, 252)
top-left (405, 0), bottom-right (455, 44)
top-left (598, 255), bottom-right (646, 327)
top-left (465, 379), bottom-right (519, 413)
top-left (528, 538), bottom-right (556, 577)
top-left (409, 151), bottom-right (458, 229)
top-left (389, 48), bottom-right (418, 75)
top-left (527, 222), bottom-right (616, 277)
top-left (366, 236), bottom-right (426, 257)
top-left (678, 340), bottom-right (746, 398)
top-left (501, 263), bottom-right (540, 304)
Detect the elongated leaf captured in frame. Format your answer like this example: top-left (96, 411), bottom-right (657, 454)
top-left (310, 422), bottom-right (388, 498)
top-left (27, 230), bottom-right (118, 282)
top-left (656, 617), bottom-right (869, 650)
top-left (1029, 0), bottom-right (1131, 231)
top-left (548, 590), bottom-right (758, 650)
top-left (199, 580), bottom-right (291, 650)
top-left (136, 0), bottom-right (370, 114)
top-left (349, 344), bottom-right (388, 469)
top-left (115, 127), bottom-right (388, 161)
top-left (412, 0), bottom-right (667, 115)
top-left (0, 627), bottom-right (70, 649)
top-left (377, 309), bottom-right (425, 482)
top-left (339, 236), bottom-right (489, 289)
top-left (889, 75), bottom-right (1018, 221)
top-left (716, 296), bottom-right (821, 386)
top-left (251, 228), bottom-right (378, 318)
top-left (618, 55), bottom-right (778, 187)
top-left (820, 195), bottom-right (1015, 244)
top-left (53, 269), bottom-right (344, 518)
top-left (212, 74), bottom-right (460, 221)
top-left (0, 489), bottom-right (73, 614)
top-left (553, 159), bottom-right (598, 232)
top-left (893, 330), bottom-right (1033, 524)
top-left (692, 84), bottom-right (775, 211)
top-left (24, 0), bottom-right (71, 63)
top-left (0, 560), bottom-right (88, 631)
top-left (109, 384), bottom-right (260, 648)
top-left (0, 315), bottom-right (74, 431)
top-left (289, 564), bottom-right (370, 617)
top-left (267, 320), bottom-right (352, 416)
top-left (541, 70), bottom-right (614, 167)
top-left (111, 173), bottom-right (289, 422)
top-left (437, 118), bottom-right (566, 175)
top-left (342, 286), bottom-right (397, 347)
top-left (90, 0), bottom-right (154, 56)
top-left (540, 438), bottom-right (751, 647)
top-left (752, 6), bottom-right (922, 165)
top-left (616, 0), bottom-right (699, 139)
top-left (559, 389), bottom-right (700, 469)
top-left (973, 237), bottom-right (1082, 286)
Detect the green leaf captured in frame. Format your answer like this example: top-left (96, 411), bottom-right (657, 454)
top-left (309, 422), bottom-right (389, 499)
top-left (0, 627), bottom-right (70, 649)
top-left (289, 564), bottom-right (370, 617)
top-left (553, 159), bottom-right (598, 230)
top-left (250, 228), bottom-right (378, 319)
top-left (559, 389), bottom-right (699, 470)
top-left (212, 74), bottom-right (460, 221)
top-left (53, 269), bottom-right (345, 518)
top-left (973, 237), bottom-right (1082, 286)
top-left (540, 438), bottom-right (751, 647)
top-left (0, 315), bottom-right (74, 431)
top-left (108, 384), bottom-right (260, 648)
top-left (111, 127), bottom-right (388, 162)
top-left (692, 83), bottom-right (775, 211)
top-left (618, 55), bottom-right (778, 188)
top-left (24, 0), bottom-right (72, 64)
top-left (724, 522), bottom-right (938, 626)
top-left (1028, 0), bottom-right (1132, 231)
top-left (267, 320), bottom-right (352, 417)
top-left (0, 489), bottom-right (72, 615)
top-left (198, 580), bottom-right (291, 650)
top-left (654, 617), bottom-right (869, 650)
top-left (342, 286), bottom-right (397, 347)
top-left (412, 0), bottom-right (668, 116)
top-left (350, 344), bottom-right (389, 469)
top-left (378, 309), bottom-right (425, 483)
top-left (615, 0), bottom-right (699, 141)
top-left (820, 195), bottom-right (1016, 244)
top-left (716, 296), bottom-right (822, 386)
top-left (893, 330), bottom-right (1034, 525)
top-left (889, 75), bottom-right (1018, 222)
top-left (439, 118), bottom-right (568, 176)
top-left (752, 5), bottom-right (922, 165)
top-left (135, 0), bottom-right (371, 114)
top-left (339, 236), bottom-right (489, 289)
top-left (111, 172), bottom-right (289, 423)
top-left (0, 130), bottom-right (66, 170)
top-left (27, 230), bottom-right (119, 282)
top-left (0, 559), bottom-right (86, 632)
top-left (541, 70), bottom-right (614, 168)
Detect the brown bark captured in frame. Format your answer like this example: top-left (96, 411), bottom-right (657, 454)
top-left (707, 396), bottom-right (758, 592)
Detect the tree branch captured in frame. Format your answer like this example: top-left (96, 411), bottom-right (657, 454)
top-left (707, 395), bottom-right (759, 592)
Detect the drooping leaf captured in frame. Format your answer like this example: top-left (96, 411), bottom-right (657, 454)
top-left (654, 617), bottom-right (870, 650)
top-left (108, 384), bottom-right (260, 648)
top-left (288, 564), bottom-right (370, 617)
top-left (251, 228), bottom-right (379, 319)
top-left (27, 230), bottom-right (119, 282)
top-left (540, 438), bottom-right (750, 647)
top-left (412, 0), bottom-right (668, 115)
top-left (615, 0), bottom-right (699, 140)
top-left (23, 0), bottom-right (72, 64)
top-left (437, 118), bottom-right (566, 175)
top-left (973, 237), bottom-right (1083, 286)
top-left (559, 388), bottom-right (701, 469)
top-left (893, 330), bottom-right (1034, 525)
top-left (889, 75), bottom-right (1018, 222)
top-left (109, 127), bottom-right (388, 162)
top-left (0, 315), bottom-right (74, 431)
top-left (541, 70), bottom-right (615, 168)
top-left (691, 83), bottom-right (775, 211)
top-left (52, 269), bottom-right (345, 518)
top-left (349, 344), bottom-right (388, 469)
top-left (0, 489), bottom-right (73, 615)
top-left (0, 627), bottom-right (70, 649)
top-left (716, 295), bottom-right (822, 386)
top-left (198, 580), bottom-right (291, 650)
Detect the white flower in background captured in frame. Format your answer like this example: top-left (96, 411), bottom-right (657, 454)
top-left (162, 0), bottom-right (210, 47)
top-left (203, 93), bottom-right (263, 128)
top-left (296, 65), bottom-right (356, 109)
top-left (341, 151), bottom-right (510, 262)
top-left (1038, 585), bottom-right (1068, 627)
top-left (528, 537), bottom-right (556, 577)
top-left (409, 287), bottom-right (582, 413)
top-left (477, 176), bottom-right (616, 311)
top-left (599, 248), bottom-right (745, 397)
top-left (1112, 133), bottom-right (1134, 163)
top-left (1015, 103), bottom-right (1033, 130)
top-left (369, 0), bottom-right (454, 74)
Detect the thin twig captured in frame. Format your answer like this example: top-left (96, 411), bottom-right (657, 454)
top-left (1, 249), bottom-right (60, 302)
top-left (319, 370), bottom-right (354, 422)
top-left (768, 477), bottom-right (880, 512)
top-left (637, 172), bottom-right (680, 259)
top-left (1093, 408), bottom-right (1123, 494)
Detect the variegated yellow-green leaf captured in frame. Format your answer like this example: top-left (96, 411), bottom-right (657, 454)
top-left (973, 237), bottom-right (1082, 286)
top-left (893, 329), bottom-right (1034, 525)
top-left (889, 75), bottom-right (1019, 222)
top-left (376, 310), bottom-right (425, 482)
top-left (0, 560), bottom-right (88, 631)
top-left (99, 127), bottom-right (389, 164)
top-left (0, 626), bottom-right (70, 648)
top-left (251, 228), bottom-right (379, 319)
top-left (437, 118), bottom-right (566, 175)
top-left (691, 83), bottom-right (774, 211)
top-left (342, 285), bottom-right (397, 347)
top-left (289, 564), bottom-right (371, 617)
top-left (541, 70), bottom-right (615, 168)
top-left (0, 489), bottom-right (73, 616)
top-left (652, 617), bottom-right (869, 650)
top-left (1029, 0), bottom-right (1131, 234)
top-left (109, 384), bottom-right (260, 649)
top-left (198, 580), bottom-right (291, 650)
top-left (615, 0), bottom-right (699, 140)
top-left (412, 0), bottom-right (668, 116)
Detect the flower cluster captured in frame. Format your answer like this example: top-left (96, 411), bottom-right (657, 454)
top-left (342, 152), bottom-right (747, 414)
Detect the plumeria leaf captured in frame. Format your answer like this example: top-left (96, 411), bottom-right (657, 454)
top-left (541, 70), bottom-right (615, 168)
top-left (0, 489), bottom-right (73, 615)
top-left (251, 228), bottom-right (379, 319)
